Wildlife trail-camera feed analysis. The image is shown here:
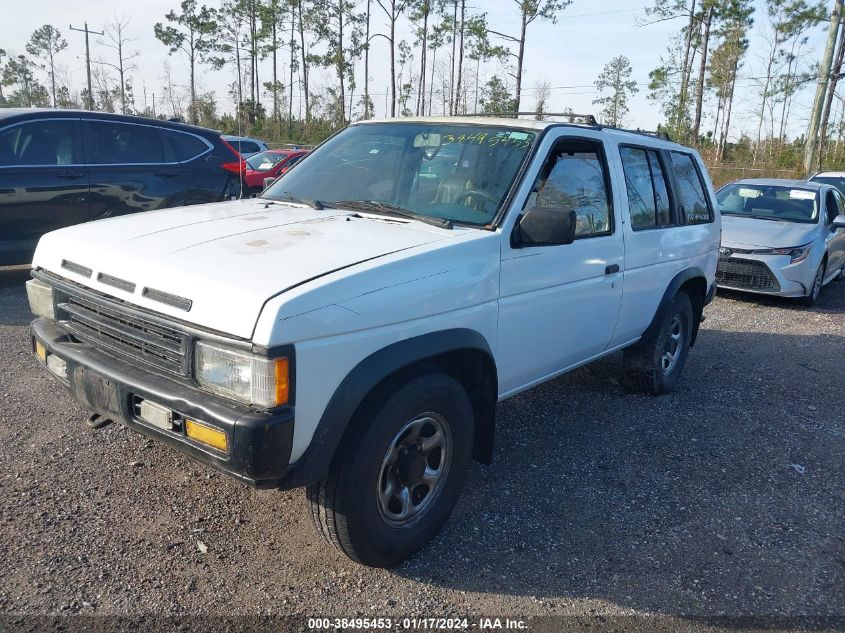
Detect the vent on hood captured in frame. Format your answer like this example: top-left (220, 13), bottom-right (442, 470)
top-left (61, 260), bottom-right (92, 278)
top-left (142, 287), bottom-right (193, 312)
top-left (97, 273), bottom-right (136, 293)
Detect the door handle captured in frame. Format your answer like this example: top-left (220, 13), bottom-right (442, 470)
top-left (605, 264), bottom-right (620, 275)
top-left (155, 171), bottom-right (179, 177)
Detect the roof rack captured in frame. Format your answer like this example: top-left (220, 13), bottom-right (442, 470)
top-left (615, 127), bottom-right (673, 142)
top-left (463, 112), bottom-right (599, 126)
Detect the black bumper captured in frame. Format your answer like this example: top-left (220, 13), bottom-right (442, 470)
top-left (30, 318), bottom-right (294, 489)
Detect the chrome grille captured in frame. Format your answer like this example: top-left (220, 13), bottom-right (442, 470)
top-left (716, 257), bottom-right (780, 291)
top-left (56, 290), bottom-right (189, 375)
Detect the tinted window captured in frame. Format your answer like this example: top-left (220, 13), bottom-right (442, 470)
top-left (229, 140), bottom-right (261, 154)
top-left (810, 175), bottom-right (845, 199)
top-left (669, 151), bottom-right (712, 224)
top-left (0, 120), bottom-right (77, 166)
top-left (825, 190), bottom-right (843, 223)
top-left (526, 143), bottom-right (611, 238)
top-left (162, 129), bottom-right (209, 162)
top-left (88, 121), bottom-right (164, 164)
top-left (620, 147), bottom-right (673, 229)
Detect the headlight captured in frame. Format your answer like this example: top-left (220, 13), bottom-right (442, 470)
top-left (753, 244), bottom-right (811, 263)
top-left (194, 342), bottom-right (290, 408)
top-left (26, 279), bottom-right (55, 319)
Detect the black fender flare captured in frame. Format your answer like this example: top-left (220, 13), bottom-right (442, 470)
top-left (641, 267), bottom-right (709, 347)
top-left (280, 328), bottom-right (497, 489)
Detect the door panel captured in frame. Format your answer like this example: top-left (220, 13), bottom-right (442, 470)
top-left (497, 134), bottom-right (624, 395)
top-left (0, 118), bottom-right (88, 264)
top-left (83, 120), bottom-right (192, 220)
top-left (826, 190), bottom-right (845, 274)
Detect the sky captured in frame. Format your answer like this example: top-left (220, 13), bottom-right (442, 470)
top-left (1, 0), bottom-right (834, 139)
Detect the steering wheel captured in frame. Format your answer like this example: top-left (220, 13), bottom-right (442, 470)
top-left (454, 189), bottom-right (499, 212)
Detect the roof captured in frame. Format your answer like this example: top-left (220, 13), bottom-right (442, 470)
top-left (729, 178), bottom-right (826, 190)
top-left (354, 116), bottom-right (685, 148)
top-left (0, 107), bottom-right (221, 135)
top-left (812, 171), bottom-right (845, 178)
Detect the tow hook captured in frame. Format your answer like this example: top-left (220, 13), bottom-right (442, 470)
top-left (86, 412), bottom-right (114, 430)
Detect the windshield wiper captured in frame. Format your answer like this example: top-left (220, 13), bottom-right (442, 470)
top-left (268, 192), bottom-right (325, 210)
top-left (332, 200), bottom-right (452, 229)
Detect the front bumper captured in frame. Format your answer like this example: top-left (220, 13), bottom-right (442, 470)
top-left (30, 318), bottom-right (294, 488)
top-left (716, 252), bottom-right (814, 298)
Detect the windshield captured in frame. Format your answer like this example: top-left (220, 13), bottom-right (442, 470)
top-left (716, 184), bottom-right (818, 223)
top-left (263, 122), bottom-right (537, 225)
top-left (247, 151), bottom-right (288, 171)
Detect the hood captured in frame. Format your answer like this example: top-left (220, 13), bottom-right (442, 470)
top-left (33, 199), bottom-right (451, 338)
top-left (720, 214), bottom-right (818, 249)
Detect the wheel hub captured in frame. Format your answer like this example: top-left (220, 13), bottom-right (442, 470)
top-left (395, 446), bottom-right (427, 485)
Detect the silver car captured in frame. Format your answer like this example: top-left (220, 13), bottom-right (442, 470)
top-left (716, 178), bottom-right (845, 305)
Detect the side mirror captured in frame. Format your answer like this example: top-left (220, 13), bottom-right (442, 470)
top-left (833, 214), bottom-right (845, 229)
top-left (513, 207), bottom-right (577, 247)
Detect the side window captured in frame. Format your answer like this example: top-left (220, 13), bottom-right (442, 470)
top-left (525, 141), bottom-right (612, 238)
top-left (161, 130), bottom-right (209, 162)
top-left (87, 121), bottom-right (165, 165)
top-left (0, 120), bottom-right (78, 166)
top-left (619, 147), bottom-right (673, 230)
top-left (669, 151), bottom-right (712, 224)
top-left (231, 140), bottom-right (260, 154)
top-left (826, 190), bottom-right (843, 223)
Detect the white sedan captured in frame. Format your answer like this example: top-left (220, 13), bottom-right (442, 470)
top-left (716, 178), bottom-right (845, 305)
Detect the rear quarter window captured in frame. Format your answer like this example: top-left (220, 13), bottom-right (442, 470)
top-left (162, 130), bottom-right (210, 162)
top-left (669, 151), bottom-right (713, 225)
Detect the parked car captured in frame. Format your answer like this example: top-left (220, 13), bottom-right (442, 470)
top-left (809, 170), bottom-right (845, 197)
top-left (26, 117), bottom-right (720, 567)
top-left (242, 149), bottom-right (309, 194)
top-left (716, 178), bottom-right (845, 305)
top-left (221, 135), bottom-right (268, 158)
top-left (0, 109), bottom-right (246, 266)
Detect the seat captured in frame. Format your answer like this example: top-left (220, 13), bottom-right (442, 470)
top-left (435, 173), bottom-right (474, 204)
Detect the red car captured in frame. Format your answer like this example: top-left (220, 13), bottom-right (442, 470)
top-left (242, 149), bottom-right (308, 194)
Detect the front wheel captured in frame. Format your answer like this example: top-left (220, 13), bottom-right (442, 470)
top-left (799, 260), bottom-right (826, 306)
top-left (623, 292), bottom-right (694, 395)
top-left (307, 372), bottom-right (474, 567)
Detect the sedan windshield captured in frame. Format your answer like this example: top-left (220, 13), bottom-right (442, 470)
top-left (717, 184), bottom-right (818, 223)
top-left (247, 151), bottom-right (289, 171)
top-left (263, 122), bottom-right (537, 225)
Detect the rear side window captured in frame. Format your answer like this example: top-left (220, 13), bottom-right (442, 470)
top-left (0, 119), bottom-right (78, 166)
top-left (161, 130), bottom-right (209, 162)
top-left (669, 151), bottom-right (712, 224)
top-left (87, 121), bottom-right (164, 165)
top-left (619, 146), bottom-right (672, 229)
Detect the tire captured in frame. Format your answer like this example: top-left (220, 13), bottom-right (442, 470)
top-left (623, 292), bottom-right (694, 395)
top-left (799, 260), bottom-right (826, 307)
top-left (306, 372), bottom-right (474, 567)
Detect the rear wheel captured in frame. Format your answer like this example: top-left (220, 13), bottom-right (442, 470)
top-left (623, 292), bottom-right (693, 395)
top-left (307, 372), bottom-right (474, 567)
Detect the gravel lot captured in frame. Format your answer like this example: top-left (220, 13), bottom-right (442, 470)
top-left (0, 265), bottom-right (843, 629)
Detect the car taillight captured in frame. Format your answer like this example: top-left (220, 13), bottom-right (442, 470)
top-left (219, 137), bottom-right (247, 174)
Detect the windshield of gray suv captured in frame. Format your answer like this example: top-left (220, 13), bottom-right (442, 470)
top-left (717, 184), bottom-right (819, 224)
top-left (263, 122), bottom-right (537, 225)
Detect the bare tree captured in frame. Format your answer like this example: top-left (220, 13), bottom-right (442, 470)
top-left (97, 14), bottom-right (139, 114)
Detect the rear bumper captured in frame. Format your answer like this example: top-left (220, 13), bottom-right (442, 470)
top-left (30, 318), bottom-right (294, 488)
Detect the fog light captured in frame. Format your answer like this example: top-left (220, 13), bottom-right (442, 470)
top-left (138, 400), bottom-right (174, 431)
top-left (35, 340), bottom-right (47, 362)
top-left (46, 353), bottom-right (67, 379)
top-left (185, 419), bottom-right (228, 452)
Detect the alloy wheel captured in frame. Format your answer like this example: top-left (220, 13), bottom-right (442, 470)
top-left (660, 314), bottom-right (685, 374)
top-left (377, 412), bottom-right (452, 527)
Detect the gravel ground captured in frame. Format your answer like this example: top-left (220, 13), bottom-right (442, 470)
top-left (0, 265), bottom-right (843, 630)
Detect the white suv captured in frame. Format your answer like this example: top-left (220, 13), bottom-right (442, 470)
top-left (26, 117), bottom-right (720, 566)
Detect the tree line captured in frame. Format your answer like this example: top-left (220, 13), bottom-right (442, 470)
top-left (3, 0), bottom-right (845, 176)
